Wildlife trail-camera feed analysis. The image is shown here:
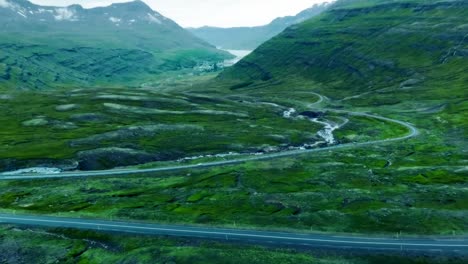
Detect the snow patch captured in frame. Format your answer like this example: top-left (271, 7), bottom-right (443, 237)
top-left (2, 167), bottom-right (62, 175)
top-left (0, 0), bottom-right (24, 15)
top-left (17, 11), bottom-right (26, 18)
top-left (147, 13), bottom-right (161, 24)
top-left (109, 17), bottom-right (121, 23)
top-left (54, 8), bottom-right (77, 21)
top-left (0, 0), bottom-right (12, 9)
top-left (37, 8), bottom-right (52, 14)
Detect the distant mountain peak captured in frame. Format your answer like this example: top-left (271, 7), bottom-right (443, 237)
top-left (102, 1), bottom-right (166, 26)
top-left (0, 0), bottom-right (167, 25)
top-left (109, 0), bottom-right (153, 11)
top-left (0, 0), bottom-right (230, 89)
top-left (189, 3), bottom-right (331, 50)
top-left (106, 1), bottom-right (163, 17)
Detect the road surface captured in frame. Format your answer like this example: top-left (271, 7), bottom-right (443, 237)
top-left (0, 214), bottom-right (466, 253)
top-left (0, 93), bottom-right (463, 254)
top-left (0, 94), bottom-right (419, 181)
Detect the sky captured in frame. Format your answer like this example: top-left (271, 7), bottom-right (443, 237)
top-left (29, 0), bottom-right (330, 28)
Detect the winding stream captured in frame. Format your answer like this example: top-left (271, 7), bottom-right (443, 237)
top-left (0, 92), bottom-right (419, 179)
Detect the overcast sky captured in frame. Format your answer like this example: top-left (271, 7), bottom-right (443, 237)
top-left (29, 0), bottom-right (330, 28)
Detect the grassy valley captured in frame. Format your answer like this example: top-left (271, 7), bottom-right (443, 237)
top-left (0, 0), bottom-right (467, 262)
top-left (0, 86), bottom-right (332, 171)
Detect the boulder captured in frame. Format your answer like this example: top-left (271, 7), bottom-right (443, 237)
top-left (299, 111), bottom-right (325, 118)
top-left (70, 113), bottom-right (107, 123)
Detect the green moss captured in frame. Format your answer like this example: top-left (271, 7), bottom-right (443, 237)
top-left (187, 191), bottom-right (212, 202)
top-left (5, 226), bottom-right (464, 264)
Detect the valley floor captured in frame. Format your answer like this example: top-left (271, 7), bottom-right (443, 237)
top-left (0, 77), bottom-right (466, 263)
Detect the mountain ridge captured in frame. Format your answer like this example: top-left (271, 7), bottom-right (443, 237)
top-left (0, 0), bottom-right (230, 89)
top-left (188, 3), bottom-right (330, 50)
top-left (220, 0), bottom-right (468, 99)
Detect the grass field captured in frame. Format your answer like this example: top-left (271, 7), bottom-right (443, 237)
top-left (1, 80), bottom-right (465, 235)
top-left (0, 0), bottom-right (466, 262)
top-left (1, 225), bottom-right (465, 264)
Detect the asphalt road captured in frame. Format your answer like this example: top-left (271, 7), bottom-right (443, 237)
top-left (0, 94), bottom-right (462, 254)
top-left (0, 97), bottom-right (419, 181)
top-left (0, 214), bottom-right (466, 253)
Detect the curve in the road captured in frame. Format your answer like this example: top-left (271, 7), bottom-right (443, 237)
top-left (0, 93), bottom-right (419, 181)
top-left (1, 93), bottom-right (461, 254)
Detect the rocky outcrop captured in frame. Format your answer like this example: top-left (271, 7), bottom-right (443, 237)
top-left (77, 147), bottom-right (167, 170)
top-left (70, 124), bottom-right (203, 147)
top-left (70, 113), bottom-right (108, 123)
top-left (299, 111), bottom-right (325, 119)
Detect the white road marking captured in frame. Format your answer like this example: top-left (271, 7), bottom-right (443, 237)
top-left (0, 216), bottom-right (466, 248)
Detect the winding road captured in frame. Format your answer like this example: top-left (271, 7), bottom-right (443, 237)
top-left (1, 93), bottom-right (455, 254)
top-left (0, 93), bottom-right (419, 181)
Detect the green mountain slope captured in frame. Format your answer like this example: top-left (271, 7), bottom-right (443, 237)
top-left (0, 0), bottom-right (231, 89)
top-left (188, 3), bottom-right (330, 50)
top-left (0, 0), bottom-right (467, 239)
top-left (221, 0), bottom-right (467, 100)
top-left (220, 0), bottom-right (467, 162)
top-left (213, 0), bottom-right (468, 234)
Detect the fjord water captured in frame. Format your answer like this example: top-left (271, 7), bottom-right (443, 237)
top-left (223, 49), bottom-right (252, 66)
top-left (0, 0), bottom-right (467, 263)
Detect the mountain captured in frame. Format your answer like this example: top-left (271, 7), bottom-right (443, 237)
top-left (219, 0), bottom-right (468, 193)
top-left (0, 0), bottom-right (231, 89)
top-left (216, 0), bottom-right (468, 235)
top-left (188, 3), bottom-right (330, 50)
top-left (220, 0), bottom-right (468, 100)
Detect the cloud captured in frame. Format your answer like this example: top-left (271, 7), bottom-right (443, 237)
top-left (146, 13), bottom-right (161, 24)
